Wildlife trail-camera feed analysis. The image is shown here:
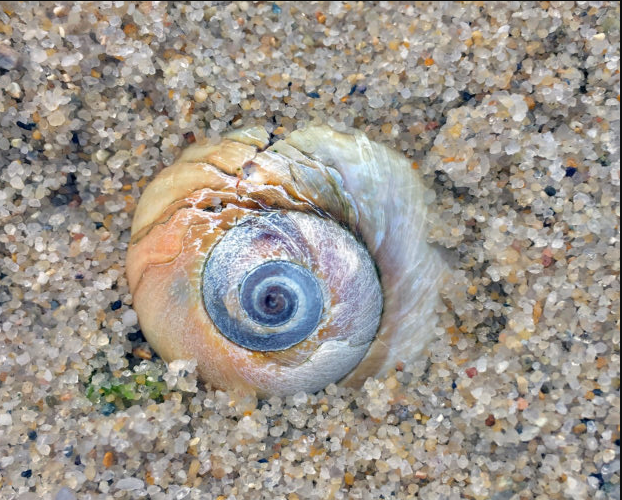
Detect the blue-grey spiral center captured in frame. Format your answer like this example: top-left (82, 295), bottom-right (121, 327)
top-left (240, 262), bottom-right (303, 327)
top-left (203, 253), bottom-right (324, 351)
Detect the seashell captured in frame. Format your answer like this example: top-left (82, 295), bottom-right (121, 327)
top-left (126, 125), bottom-right (448, 397)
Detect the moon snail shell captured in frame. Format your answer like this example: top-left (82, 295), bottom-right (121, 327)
top-left (126, 125), bottom-right (448, 397)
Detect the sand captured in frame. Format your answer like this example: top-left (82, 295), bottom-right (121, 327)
top-left (0, 2), bottom-right (619, 499)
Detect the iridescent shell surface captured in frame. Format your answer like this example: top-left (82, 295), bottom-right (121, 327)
top-left (126, 125), bottom-right (448, 397)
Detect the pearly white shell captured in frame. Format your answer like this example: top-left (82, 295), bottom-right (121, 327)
top-left (127, 125), bottom-right (448, 396)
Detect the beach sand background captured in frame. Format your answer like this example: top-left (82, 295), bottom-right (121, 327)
top-left (0, 2), bottom-right (619, 499)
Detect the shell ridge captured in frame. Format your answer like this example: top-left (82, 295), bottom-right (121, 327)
top-left (131, 160), bottom-right (246, 238)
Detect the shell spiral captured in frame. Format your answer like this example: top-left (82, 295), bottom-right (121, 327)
top-left (126, 125), bottom-right (447, 397)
